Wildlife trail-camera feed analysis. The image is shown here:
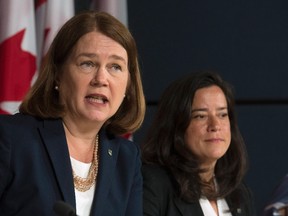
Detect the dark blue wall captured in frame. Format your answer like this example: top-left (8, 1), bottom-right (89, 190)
top-left (127, 1), bottom-right (288, 215)
top-left (76, 1), bottom-right (288, 214)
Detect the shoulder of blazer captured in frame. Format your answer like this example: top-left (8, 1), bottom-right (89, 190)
top-left (0, 113), bottom-right (61, 128)
top-left (142, 164), bottom-right (203, 216)
top-left (101, 130), bottom-right (140, 155)
top-left (142, 164), bottom-right (171, 180)
top-left (0, 113), bottom-right (38, 124)
top-left (0, 113), bottom-right (44, 137)
top-left (142, 164), bottom-right (176, 194)
top-left (0, 113), bottom-right (63, 151)
top-left (0, 113), bottom-right (63, 129)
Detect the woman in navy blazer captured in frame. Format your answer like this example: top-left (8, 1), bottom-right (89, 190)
top-left (141, 71), bottom-right (255, 216)
top-left (0, 11), bottom-right (145, 216)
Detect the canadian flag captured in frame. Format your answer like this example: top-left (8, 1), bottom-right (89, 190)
top-left (35, 0), bottom-right (74, 71)
top-left (0, 0), bottom-right (74, 114)
top-left (0, 0), bottom-right (36, 114)
top-left (90, 0), bottom-right (128, 26)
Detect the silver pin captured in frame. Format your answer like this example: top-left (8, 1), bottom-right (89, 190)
top-left (108, 149), bottom-right (112, 156)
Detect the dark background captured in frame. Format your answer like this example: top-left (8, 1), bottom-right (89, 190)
top-left (76, 1), bottom-right (288, 215)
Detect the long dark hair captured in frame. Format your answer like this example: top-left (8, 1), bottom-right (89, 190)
top-left (141, 70), bottom-right (248, 202)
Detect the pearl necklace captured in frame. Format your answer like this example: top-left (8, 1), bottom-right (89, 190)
top-left (72, 134), bottom-right (99, 192)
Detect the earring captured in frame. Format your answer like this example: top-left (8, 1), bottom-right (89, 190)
top-left (55, 86), bottom-right (59, 90)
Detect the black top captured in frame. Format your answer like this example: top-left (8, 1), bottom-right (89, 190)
top-left (143, 164), bottom-right (255, 216)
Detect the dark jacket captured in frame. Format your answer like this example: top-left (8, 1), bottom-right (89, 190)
top-left (262, 174), bottom-right (288, 216)
top-left (143, 164), bottom-right (255, 216)
top-left (0, 113), bottom-right (142, 216)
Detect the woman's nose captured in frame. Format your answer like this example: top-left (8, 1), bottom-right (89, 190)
top-left (207, 117), bottom-right (220, 132)
top-left (90, 66), bottom-right (108, 86)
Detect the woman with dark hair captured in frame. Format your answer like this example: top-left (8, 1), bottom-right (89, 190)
top-left (142, 71), bottom-right (255, 216)
top-left (0, 11), bottom-right (145, 216)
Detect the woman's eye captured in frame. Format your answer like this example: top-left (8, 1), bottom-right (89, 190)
top-left (80, 61), bottom-right (94, 68)
top-left (219, 113), bottom-right (229, 118)
top-left (109, 64), bottom-right (122, 72)
top-left (107, 64), bottom-right (122, 72)
top-left (193, 114), bottom-right (206, 119)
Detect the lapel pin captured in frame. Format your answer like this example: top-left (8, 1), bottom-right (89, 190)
top-left (108, 149), bottom-right (112, 156)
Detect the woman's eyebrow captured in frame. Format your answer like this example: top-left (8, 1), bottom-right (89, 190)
top-left (109, 54), bottom-right (127, 64)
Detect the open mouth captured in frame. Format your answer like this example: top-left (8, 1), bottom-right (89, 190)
top-left (86, 95), bottom-right (108, 104)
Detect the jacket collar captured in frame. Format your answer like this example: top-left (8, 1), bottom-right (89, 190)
top-left (174, 196), bottom-right (204, 216)
top-left (38, 118), bottom-right (76, 207)
top-left (174, 194), bottom-right (244, 216)
top-left (90, 130), bottom-right (120, 216)
top-left (39, 120), bottom-right (121, 215)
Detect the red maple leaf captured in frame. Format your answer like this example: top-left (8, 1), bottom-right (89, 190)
top-left (0, 29), bottom-right (36, 103)
top-left (35, 0), bottom-right (47, 9)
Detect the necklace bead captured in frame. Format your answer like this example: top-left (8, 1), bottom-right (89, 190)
top-left (72, 134), bottom-right (99, 192)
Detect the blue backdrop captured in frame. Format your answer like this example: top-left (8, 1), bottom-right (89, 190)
top-left (76, 0), bottom-right (288, 214)
top-left (127, 1), bottom-right (288, 215)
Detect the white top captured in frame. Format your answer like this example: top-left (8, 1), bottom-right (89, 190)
top-left (199, 196), bottom-right (232, 216)
top-left (70, 157), bottom-right (96, 216)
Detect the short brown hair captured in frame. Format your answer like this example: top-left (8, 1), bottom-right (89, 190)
top-left (19, 11), bottom-right (145, 135)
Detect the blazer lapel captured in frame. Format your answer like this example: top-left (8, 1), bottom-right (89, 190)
top-left (38, 119), bottom-right (76, 207)
top-left (90, 131), bottom-right (119, 216)
top-left (174, 196), bottom-right (204, 216)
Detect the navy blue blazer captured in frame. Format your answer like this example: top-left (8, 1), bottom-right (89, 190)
top-left (0, 113), bottom-right (142, 216)
top-left (263, 174), bottom-right (288, 216)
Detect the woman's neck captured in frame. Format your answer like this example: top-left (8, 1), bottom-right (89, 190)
top-left (199, 164), bottom-right (215, 182)
top-left (63, 120), bottom-right (99, 163)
